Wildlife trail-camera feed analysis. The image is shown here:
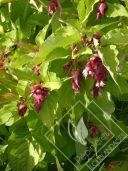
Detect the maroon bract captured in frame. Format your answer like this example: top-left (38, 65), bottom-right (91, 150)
top-left (17, 102), bottom-right (27, 117)
top-left (48, 0), bottom-right (58, 15)
top-left (88, 123), bottom-right (99, 138)
top-left (83, 54), bottom-right (108, 96)
top-left (94, 65), bottom-right (107, 85)
top-left (98, 1), bottom-right (107, 16)
top-left (48, 0), bottom-right (62, 16)
top-left (32, 85), bottom-right (49, 112)
top-left (0, 61), bottom-right (3, 68)
top-left (32, 63), bottom-right (41, 76)
top-left (92, 85), bottom-right (101, 97)
top-left (71, 44), bottom-right (79, 55)
top-left (81, 34), bottom-right (87, 46)
top-left (96, 11), bottom-right (102, 20)
top-left (83, 56), bottom-right (102, 78)
top-left (71, 70), bottom-right (81, 94)
top-left (96, 0), bottom-right (107, 20)
top-left (93, 33), bottom-right (101, 41)
top-left (77, 61), bottom-right (84, 68)
top-left (63, 60), bottom-right (73, 73)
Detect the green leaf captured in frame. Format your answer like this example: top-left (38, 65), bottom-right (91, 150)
top-left (33, 26), bottom-right (81, 64)
top-left (28, 14), bottom-right (49, 27)
top-left (35, 17), bottom-right (53, 46)
top-left (11, 0), bottom-right (31, 26)
top-left (121, 61), bottom-right (128, 79)
top-left (0, 70), bottom-right (17, 91)
top-left (77, 0), bottom-right (86, 23)
top-left (99, 45), bottom-right (119, 84)
top-left (43, 48), bottom-right (69, 62)
top-left (10, 67), bottom-right (40, 81)
top-left (38, 91), bottom-right (58, 129)
top-left (0, 102), bottom-right (19, 126)
top-left (101, 29), bottom-right (128, 45)
top-left (81, 0), bottom-right (99, 23)
top-left (124, 0), bottom-right (128, 9)
top-left (11, 54), bottom-right (33, 68)
top-left (7, 120), bottom-right (41, 171)
top-left (94, 91), bottom-right (115, 115)
top-left (16, 80), bottom-right (28, 97)
top-left (0, 93), bottom-right (18, 107)
top-left (0, 0), bottom-right (12, 4)
top-left (58, 80), bottom-right (74, 109)
top-left (106, 3), bottom-right (128, 18)
top-left (43, 72), bottom-right (62, 90)
top-left (0, 30), bottom-right (17, 48)
top-left (105, 76), bottom-right (128, 98)
top-left (26, 110), bottom-right (53, 152)
top-left (74, 46), bottom-right (92, 58)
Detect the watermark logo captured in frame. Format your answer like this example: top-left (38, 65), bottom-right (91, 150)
top-left (68, 117), bottom-right (88, 146)
top-left (44, 101), bottom-right (127, 170)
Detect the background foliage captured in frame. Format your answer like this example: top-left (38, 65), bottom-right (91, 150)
top-left (0, 0), bottom-right (128, 170)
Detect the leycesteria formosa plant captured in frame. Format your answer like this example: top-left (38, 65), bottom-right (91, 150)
top-left (0, 0), bottom-right (128, 171)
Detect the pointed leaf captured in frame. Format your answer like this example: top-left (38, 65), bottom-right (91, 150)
top-left (33, 26), bottom-right (81, 64)
top-left (106, 3), bottom-right (128, 18)
top-left (99, 45), bottom-right (119, 84)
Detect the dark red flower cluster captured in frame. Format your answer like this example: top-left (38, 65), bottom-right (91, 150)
top-left (96, 0), bottom-right (107, 20)
top-left (64, 60), bottom-right (83, 94)
top-left (48, 0), bottom-right (62, 16)
top-left (83, 54), bottom-right (108, 96)
top-left (88, 122), bottom-right (99, 138)
top-left (32, 63), bottom-right (41, 76)
top-left (81, 33), bottom-right (101, 49)
top-left (17, 102), bottom-right (27, 117)
top-left (32, 84), bottom-right (49, 112)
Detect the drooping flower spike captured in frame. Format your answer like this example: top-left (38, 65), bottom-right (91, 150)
top-left (83, 54), bottom-right (108, 96)
top-left (32, 84), bottom-right (49, 112)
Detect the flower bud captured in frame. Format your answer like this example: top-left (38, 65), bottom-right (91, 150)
top-left (96, 11), bottom-right (102, 20)
top-left (17, 102), bottom-right (27, 117)
top-left (96, 1), bottom-right (107, 20)
top-left (71, 70), bottom-right (81, 94)
top-left (98, 1), bottom-right (107, 16)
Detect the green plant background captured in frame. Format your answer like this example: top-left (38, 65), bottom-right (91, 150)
top-left (0, 0), bottom-right (128, 170)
